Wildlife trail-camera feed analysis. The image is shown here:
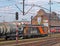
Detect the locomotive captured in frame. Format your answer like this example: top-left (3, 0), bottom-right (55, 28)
top-left (21, 24), bottom-right (48, 38)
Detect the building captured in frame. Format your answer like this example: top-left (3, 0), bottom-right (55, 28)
top-left (32, 9), bottom-right (49, 26)
top-left (32, 9), bottom-right (60, 33)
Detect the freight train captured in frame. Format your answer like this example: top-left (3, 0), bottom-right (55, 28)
top-left (50, 26), bottom-right (60, 33)
top-left (0, 23), bottom-right (48, 40)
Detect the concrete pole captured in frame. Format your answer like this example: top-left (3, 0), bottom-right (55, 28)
top-left (49, 0), bottom-right (52, 36)
top-left (23, 0), bottom-right (25, 15)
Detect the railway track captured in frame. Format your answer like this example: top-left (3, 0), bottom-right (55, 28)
top-left (0, 37), bottom-right (60, 46)
top-left (18, 37), bottom-right (60, 46)
top-left (0, 33), bottom-right (60, 42)
top-left (0, 34), bottom-right (60, 46)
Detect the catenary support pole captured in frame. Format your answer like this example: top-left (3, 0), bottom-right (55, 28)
top-left (23, 0), bottom-right (25, 15)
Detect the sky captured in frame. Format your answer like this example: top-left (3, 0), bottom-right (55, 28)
top-left (0, 0), bottom-right (60, 22)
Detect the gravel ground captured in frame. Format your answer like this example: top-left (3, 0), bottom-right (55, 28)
top-left (52, 43), bottom-right (60, 46)
top-left (0, 34), bottom-right (60, 46)
top-left (1, 43), bottom-right (60, 46)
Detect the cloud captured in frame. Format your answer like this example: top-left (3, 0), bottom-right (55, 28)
top-left (0, 5), bottom-right (17, 13)
top-left (53, 0), bottom-right (60, 2)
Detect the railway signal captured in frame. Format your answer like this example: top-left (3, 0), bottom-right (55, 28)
top-left (16, 12), bottom-right (18, 20)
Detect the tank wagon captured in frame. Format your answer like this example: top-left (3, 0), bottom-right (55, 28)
top-left (0, 23), bottom-right (21, 40)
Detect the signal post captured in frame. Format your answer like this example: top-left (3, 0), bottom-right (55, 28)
top-left (15, 12), bottom-right (19, 44)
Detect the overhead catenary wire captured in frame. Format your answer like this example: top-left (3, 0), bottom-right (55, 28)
top-left (24, 5), bottom-right (34, 15)
top-left (52, 1), bottom-right (60, 4)
top-left (15, 4), bottom-right (23, 13)
top-left (0, 12), bottom-right (15, 14)
top-left (7, 0), bottom-right (50, 15)
top-left (24, 4), bottom-right (50, 11)
top-left (0, 0), bottom-right (60, 15)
